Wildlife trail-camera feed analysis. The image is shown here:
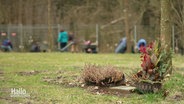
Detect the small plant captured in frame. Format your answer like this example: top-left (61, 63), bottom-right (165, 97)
top-left (82, 64), bottom-right (125, 87)
top-left (131, 40), bottom-right (172, 93)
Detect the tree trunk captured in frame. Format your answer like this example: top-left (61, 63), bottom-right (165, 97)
top-left (160, 0), bottom-right (172, 74)
top-left (18, 0), bottom-right (22, 24)
top-left (48, 0), bottom-right (53, 51)
top-left (124, 0), bottom-right (132, 53)
top-left (160, 0), bottom-right (171, 49)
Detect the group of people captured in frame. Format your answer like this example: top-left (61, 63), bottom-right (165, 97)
top-left (1, 31), bottom-right (146, 54)
top-left (57, 29), bottom-right (97, 53)
top-left (115, 37), bottom-right (147, 53)
top-left (0, 29), bottom-right (79, 53)
top-left (57, 29), bottom-right (78, 52)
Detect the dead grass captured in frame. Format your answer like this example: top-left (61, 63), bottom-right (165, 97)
top-left (82, 64), bottom-right (125, 86)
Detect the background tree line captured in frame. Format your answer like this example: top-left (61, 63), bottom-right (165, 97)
top-left (0, 0), bottom-right (183, 53)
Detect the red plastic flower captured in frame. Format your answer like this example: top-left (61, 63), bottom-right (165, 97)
top-left (140, 42), bottom-right (156, 71)
top-left (140, 46), bottom-right (147, 54)
top-left (147, 42), bottom-right (154, 49)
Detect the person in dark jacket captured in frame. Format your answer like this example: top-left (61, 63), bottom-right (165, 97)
top-left (68, 32), bottom-right (79, 53)
top-left (30, 41), bottom-right (40, 52)
top-left (1, 38), bottom-right (13, 51)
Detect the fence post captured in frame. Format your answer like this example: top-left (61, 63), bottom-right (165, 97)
top-left (172, 25), bottom-right (175, 51)
top-left (7, 24), bottom-right (10, 39)
top-left (134, 25), bottom-right (137, 44)
top-left (19, 24), bottom-right (24, 52)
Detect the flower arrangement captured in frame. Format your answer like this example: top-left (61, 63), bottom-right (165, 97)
top-left (131, 40), bottom-right (172, 92)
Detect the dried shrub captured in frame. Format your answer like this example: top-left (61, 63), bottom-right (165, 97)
top-left (82, 64), bottom-right (125, 87)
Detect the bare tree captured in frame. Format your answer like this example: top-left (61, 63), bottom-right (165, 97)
top-left (170, 0), bottom-right (184, 54)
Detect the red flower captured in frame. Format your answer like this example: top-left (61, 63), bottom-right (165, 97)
top-left (147, 42), bottom-right (154, 49)
top-left (140, 42), bottom-right (156, 70)
top-left (140, 46), bottom-right (147, 54)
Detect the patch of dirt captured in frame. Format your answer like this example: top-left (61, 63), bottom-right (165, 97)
top-left (42, 75), bottom-right (81, 88)
top-left (83, 85), bottom-right (133, 97)
top-left (0, 70), bottom-right (4, 75)
top-left (56, 70), bottom-right (65, 74)
top-left (0, 88), bottom-right (21, 103)
top-left (42, 75), bottom-right (133, 97)
top-left (17, 70), bottom-right (40, 76)
top-left (0, 96), bottom-right (20, 104)
top-left (0, 70), bottom-right (4, 81)
top-left (171, 92), bottom-right (184, 101)
top-left (166, 91), bottom-right (184, 102)
top-left (42, 69), bottom-right (136, 97)
top-left (0, 96), bottom-right (42, 104)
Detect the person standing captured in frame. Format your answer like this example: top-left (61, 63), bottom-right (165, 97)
top-left (68, 32), bottom-right (79, 53)
top-left (57, 29), bottom-right (68, 51)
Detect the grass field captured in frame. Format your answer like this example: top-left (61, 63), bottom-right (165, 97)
top-left (0, 53), bottom-right (184, 104)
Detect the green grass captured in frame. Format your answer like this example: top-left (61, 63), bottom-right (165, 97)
top-left (0, 52), bottom-right (184, 104)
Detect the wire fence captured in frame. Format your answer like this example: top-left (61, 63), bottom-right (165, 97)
top-left (0, 24), bottom-right (175, 53)
top-left (99, 24), bottom-right (160, 52)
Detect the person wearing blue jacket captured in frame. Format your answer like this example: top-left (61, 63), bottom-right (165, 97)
top-left (57, 29), bottom-right (68, 51)
top-left (115, 37), bottom-right (127, 53)
top-left (137, 38), bottom-right (146, 51)
top-left (1, 38), bottom-right (13, 52)
top-left (115, 37), bottom-right (146, 53)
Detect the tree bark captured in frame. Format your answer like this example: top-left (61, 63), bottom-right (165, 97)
top-left (18, 0), bottom-right (22, 24)
top-left (48, 0), bottom-right (53, 51)
top-left (160, 0), bottom-right (172, 74)
top-left (160, 0), bottom-right (171, 49)
top-left (124, 0), bottom-right (132, 53)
